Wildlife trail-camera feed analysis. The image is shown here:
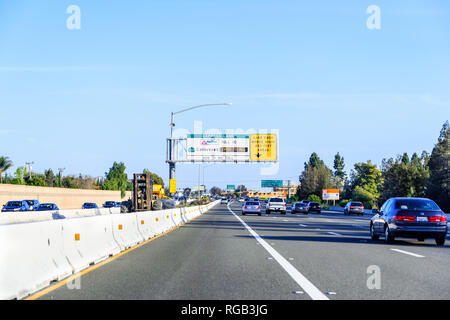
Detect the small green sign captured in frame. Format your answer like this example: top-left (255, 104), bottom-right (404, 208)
top-left (261, 180), bottom-right (283, 188)
top-left (227, 185), bottom-right (236, 190)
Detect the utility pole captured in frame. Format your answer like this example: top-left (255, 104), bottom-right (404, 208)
top-left (25, 162), bottom-right (34, 179)
top-left (58, 168), bottom-right (65, 187)
top-left (287, 180), bottom-right (291, 201)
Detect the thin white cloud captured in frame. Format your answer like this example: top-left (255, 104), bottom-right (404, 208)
top-left (0, 66), bottom-right (135, 72)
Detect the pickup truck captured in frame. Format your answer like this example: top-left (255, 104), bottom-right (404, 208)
top-left (266, 197), bottom-right (287, 215)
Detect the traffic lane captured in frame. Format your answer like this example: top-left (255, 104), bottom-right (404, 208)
top-left (38, 203), bottom-right (309, 300)
top-left (230, 202), bottom-right (450, 299)
top-left (235, 202), bottom-right (450, 260)
top-left (305, 208), bottom-right (450, 260)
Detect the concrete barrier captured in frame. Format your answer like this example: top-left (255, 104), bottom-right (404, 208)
top-left (60, 215), bottom-right (121, 273)
top-left (0, 208), bottom-right (120, 225)
top-left (0, 200), bottom-right (219, 299)
top-left (111, 213), bottom-right (145, 250)
top-left (0, 220), bottom-right (72, 300)
top-left (172, 208), bottom-right (183, 226)
top-left (136, 211), bottom-right (158, 240)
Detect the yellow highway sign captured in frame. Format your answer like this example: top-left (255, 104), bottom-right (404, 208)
top-left (250, 134), bottom-right (277, 161)
top-left (169, 179), bottom-right (177, 193)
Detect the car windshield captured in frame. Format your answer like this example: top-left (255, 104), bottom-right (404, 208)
top-left (84, 203), bottom-right (95, 207)
top-left (105, 202), bottom-right (115, 205)
top-left (394, 199), bottom-right (440, 211)
top-left (246, 202), bottom-right (259, 206)
top-left (6, 201), bottom-right (22, 207)
top-left (270, 198), bottom-right (283, 202)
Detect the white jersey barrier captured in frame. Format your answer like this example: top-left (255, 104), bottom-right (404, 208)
top-left (111, 214), bottom-right (145, 250)
top-left (0, 220), bottom-right (72, 300)
top-left (60, 215), bottom-right (121, 273)
top-left (0, 200), bottom-right (219, 300)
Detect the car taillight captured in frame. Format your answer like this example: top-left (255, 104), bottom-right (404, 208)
top-left (429, 216), bottom-right (447, 222)
top-left (284, 203), bottom-right (286, 207)
top-left (244, 206), bottom-right (248, 209)
top-left (393, 215), bottom-right (416, 222)
top-left (257, 206), bottom-right (261, 210)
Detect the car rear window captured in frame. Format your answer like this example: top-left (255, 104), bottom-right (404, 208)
top-left (309, 202), bottom-right (319, 206)
top-left (295, 203), bottom-right (306, 207)
top-left (394, 199), bottom-right (440, 211)
top-left (351, 202), bottom-right (363, 206)
top-left (246, 202), bottom-right (259, 205)
top-left (39, 204), bottom-right (53, 209)
top-left (25, 200), bottom-right (35, 206)
top-left (270, 198), bottom-right (283, 202)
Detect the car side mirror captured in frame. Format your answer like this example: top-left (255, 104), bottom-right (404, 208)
top-left (372, 209), bottom-right (380, 214)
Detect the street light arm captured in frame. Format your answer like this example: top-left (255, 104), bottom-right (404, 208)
top-left (172, 103), bottom-right (232, 116)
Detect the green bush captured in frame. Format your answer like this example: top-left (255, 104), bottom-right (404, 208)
top-left (338, 199), bottom-right (350, 207)
top-left (306, 194), bottom-right (321, 203)
top-left (352, 186), bottom-right (377, 209)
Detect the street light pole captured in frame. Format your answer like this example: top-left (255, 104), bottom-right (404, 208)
top-left (167, 103), bottom-right (232, 195)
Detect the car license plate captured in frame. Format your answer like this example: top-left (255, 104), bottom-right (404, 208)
top-left (417, 217), bottom-right (428, 222)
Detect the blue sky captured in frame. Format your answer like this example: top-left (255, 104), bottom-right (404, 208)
top-left (0, 0), bottom-right (449, 191)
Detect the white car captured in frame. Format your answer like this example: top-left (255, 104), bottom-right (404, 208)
top-left (266, 197), bottom-right (287, 214)
top-left (242, 201), bottom-right (262, 216)
top-left (220, 198), bottom-right (228, 204)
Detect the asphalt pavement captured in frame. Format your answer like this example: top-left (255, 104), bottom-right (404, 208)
top-left (36, 201), bottom-right (450, 300)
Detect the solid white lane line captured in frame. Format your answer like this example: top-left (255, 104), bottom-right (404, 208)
top-left (227, 205), bottom-right (329, 300)
top-left (390, 249), bottom-right (425, 258)
top-left (299, 224), bottom-right (308, 227)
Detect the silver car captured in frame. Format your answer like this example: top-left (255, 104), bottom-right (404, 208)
top-left (242, 201), bottom-right (262, 216)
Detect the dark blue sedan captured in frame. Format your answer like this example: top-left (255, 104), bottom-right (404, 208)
top-left (35, 203), bottom-right (60, 211)
top-left (370, 197), bottom-right (448, 245)
top-left (2, 200), bottom-right (31, 212)
top-left (103, 201), bottom-right (117, 208)
top-left (82, 202), bottom-right (99, 209)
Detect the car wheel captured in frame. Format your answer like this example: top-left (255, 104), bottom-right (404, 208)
top-left (418, 237), bottom-right (425, 242)
top-left (266, 210), bottom-right (270, 215)
top-left (258, 213), bottom-right (261, 216)
top-left (370, 224), bottom-right (379, 240)
top-left (436, 235), bottom-right (446, 246)
top-left (242, 212), bottom-right (245, 215)
top-left (384, 225), bottom-right (395, 244)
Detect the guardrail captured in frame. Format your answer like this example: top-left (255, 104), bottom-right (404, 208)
top-left (0, 200), bottom-right (220, 300)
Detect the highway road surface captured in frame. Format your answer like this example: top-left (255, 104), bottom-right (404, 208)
top-left (35, 201), bottom-right (450, 300)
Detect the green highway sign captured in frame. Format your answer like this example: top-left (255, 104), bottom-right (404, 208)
top-left (227, 185), bottom-right (236, 190)
top-left (261, 180), bottom-right (283, 188)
